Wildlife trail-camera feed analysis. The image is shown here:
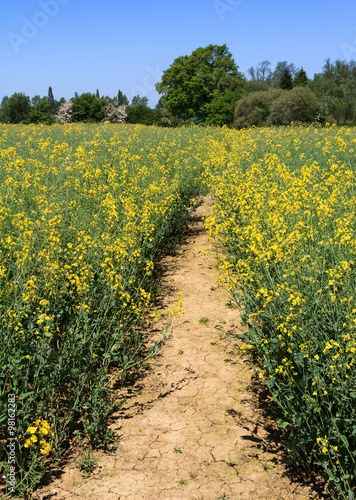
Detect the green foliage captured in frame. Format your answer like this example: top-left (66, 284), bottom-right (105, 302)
top-left (279, 67), bottom-right (293, 90)
top-left (310, 59), bottom-right (356, 124)
top-left (117, 90), bottom-right (129, 106)
top-left (244, 80), bottom-right (271, 94)
top-left (25, 98), bottom-right (55, 124)
top-left (267, 87), bottom-right (323, 125)
top-left (156, 44), bottom-right (244, 121)
top-left (75, 445), bottom-right (98, 475)
top-left (131, 95), bottom-right (149, 106)
top-left (125, 103), bottom-right (160, 125)
top-left (233, 89), bottom-right (283, 129)
top-left (203, 89), bottom-right (245, 126)
top-left (247, 60), bottom-right (272, 82)
top-left (48, 87), bottom-right (55, 112)
top-left (294, 68), bottom-right (308, 87)
top-left (71, 93), bottom-right (106, 122)
top-left (0, 92), bottom-right (31, 123)
top-left (270, 61), bottom-right (298, 87)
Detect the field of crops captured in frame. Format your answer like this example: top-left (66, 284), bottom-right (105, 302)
top-left (0, 123), bottom-right (355, 498)
top-left (205, 125), bottom-right (356, 499)
top-left (0, 123), bottom-right (216, 496)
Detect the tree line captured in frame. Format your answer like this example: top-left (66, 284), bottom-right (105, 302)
top-left (0, 88), bottom-right (163, 126)
top-left (1, 45), bottom-right (356, 128)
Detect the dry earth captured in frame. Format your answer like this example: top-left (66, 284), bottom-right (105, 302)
top-left (32, 198), bottom-right (322, 500)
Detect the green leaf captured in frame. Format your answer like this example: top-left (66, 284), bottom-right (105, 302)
top-left (277, 419), bottom-right (290, 428)
top-left (233, 333), bottom-right (249, 340)
top-left (325, 468), bottom-right (338, 482)
top-left (268, 376), bottom-right (275, 388)
top-left (18, 391), bottom-right (35, 400)
top-left (340, 434), bottom-right (349, 447)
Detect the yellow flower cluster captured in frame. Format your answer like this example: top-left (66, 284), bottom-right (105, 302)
top-left (24, 419), bottom-right (53, 455)
top-left (0, 123), bottom-right (214, 345)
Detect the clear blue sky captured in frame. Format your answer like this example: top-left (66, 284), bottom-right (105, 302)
top-left (1, 0), bottom-right (355, 107)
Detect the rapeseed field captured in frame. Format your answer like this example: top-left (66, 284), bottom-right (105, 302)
top-left (1, 122), bottom-right (355, 498)
top-left (205, 124), bottom-right (356, 499)
top-left (0, 123), bottom-right (213, 496)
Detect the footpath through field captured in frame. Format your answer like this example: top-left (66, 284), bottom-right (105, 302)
top-left (34, 197), bottom-right (319, 500)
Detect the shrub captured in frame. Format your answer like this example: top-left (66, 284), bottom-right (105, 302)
top-left (103, 103), bottom-right (127, 123)
top-left (267, 87), bottom-right (323, 125)
top-left (233, 89), bottom-right (283, 129)
top-left (125, 104), bottom-right (160, 125)
top-left (56, 101), bottom-right (73, 124)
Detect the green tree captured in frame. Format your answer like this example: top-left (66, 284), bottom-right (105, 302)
top-left (156, 44), bottom-right (244, 121)
top-left (131, 95), bottom-right (149, 106)
top-left (271, 61), bottom-right (297, 87)
top-left (125, 103), bottom-right (159, 125)
top-left (0, 92), bottom-right (31, 123)
top-left (71, 93), bottom-right (106, 122)
top-left (280, 67), bottom-right (293, 90)
top-left (294, 68), bottom-right (308, 86)
top-left (117, 90), bottom-right (129, 106)
top-left (247, 60), bottom-right (272, 82)
top-left (25, 98), bottom-right (55, 124)
top-left (48, 86), bottom-right (55, 111)
top-left (31, 95), bottom-right (42, 107)
top-left (310, 59), bottom-right (356, 123)
top-left (204, 88), bottom-right (245, 126)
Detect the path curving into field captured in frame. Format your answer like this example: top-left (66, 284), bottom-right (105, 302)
top-left (34, 197), bottom-right (319, 500)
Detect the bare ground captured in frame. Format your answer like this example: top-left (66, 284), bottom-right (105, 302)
top-left (33, 198), bottom-right (322, 500)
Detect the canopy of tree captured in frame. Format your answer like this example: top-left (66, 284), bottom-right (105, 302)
top-left (155, 44), bottom-right (245, 122)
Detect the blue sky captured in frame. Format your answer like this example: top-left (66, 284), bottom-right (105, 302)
top-left (1, 0), bottom-right (355, 107)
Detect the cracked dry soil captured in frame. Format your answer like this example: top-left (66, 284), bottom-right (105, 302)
top-left (34, 199), bottom-right (320, 500)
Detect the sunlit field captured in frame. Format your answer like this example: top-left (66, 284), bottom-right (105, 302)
top-left (205, 124), bottom-right (356, 499)
top-left (1, 122), bottom-right (355, 498)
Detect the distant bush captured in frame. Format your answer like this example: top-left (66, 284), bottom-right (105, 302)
top-left (103, 103), bottom-right (127, 123)
top-left (125, 104), bottom-right (160, 125)
top-left (233, 89), bottom-right (283, 129)
top-left (56, 101), bottom-right (73, 124)
top-left (267, 87), bottom-right (323, 125)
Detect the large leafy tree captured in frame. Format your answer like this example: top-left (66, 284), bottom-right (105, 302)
top-left (155, 44), bottom-right (244, 121)
top-left (0, 92), bottom-right (31, 123)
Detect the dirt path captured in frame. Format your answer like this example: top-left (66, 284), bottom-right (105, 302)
top-left (34, 200), bottom-right (319, 500)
